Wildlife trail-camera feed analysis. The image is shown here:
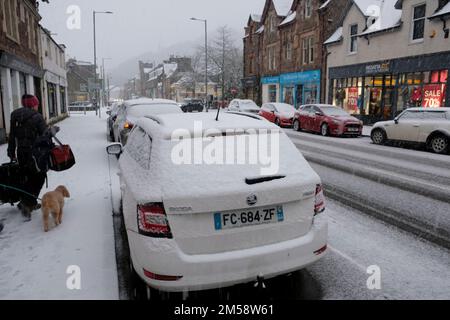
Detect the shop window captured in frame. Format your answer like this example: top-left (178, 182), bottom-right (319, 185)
top-left (283, 86), bottom-right (294, 105)
top-left (411, 4), bottom-right (426, 41)
top-left (304, 84), bottom-right (318, 104)
top-left (349, 24), bottom-right (358, 53)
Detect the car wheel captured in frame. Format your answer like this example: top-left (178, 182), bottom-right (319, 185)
top-left (293, 120), bottom-right (301, 132)
top-left (371, 129), bottom-right (387, 145)
top-left (321, 123), bottom-right (329, 137)
top-left (275, 118), bottom-right (281, 127)
top-left (429, 135), bottom-right (449, 154)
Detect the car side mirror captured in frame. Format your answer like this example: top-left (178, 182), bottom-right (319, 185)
top-left (106, 143), bottom-right (123, 156)
top-left (106, 110), bottom-right (111, 116)
top-left (394, 117), bottom-right (399, 124)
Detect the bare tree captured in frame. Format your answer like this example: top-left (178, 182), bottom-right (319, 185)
top-left (208, 26), bottom-right (243, 103)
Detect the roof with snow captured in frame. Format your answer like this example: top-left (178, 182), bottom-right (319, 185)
top-left (359, 0), bottom-right (402, 36)
top-left (255, 25), bottom-right (265, 34)
top-left (319, 0), bottom-right (332, 10)
top-left (164, 63), bottom-right (178, 78)
top-left (251, 14), bottom-right (262, 22)
top-left (280, 11), bottom-right (296, 26)
top-left (273, 0), bottom-right (294, 17)
top-left (354, 0), bottom-right (384, 16)
top-left (429, 2), bottom-right (450, 19)
top-left (324, 26), bottom-right (343, 44)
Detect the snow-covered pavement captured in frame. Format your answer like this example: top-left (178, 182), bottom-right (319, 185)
top-left (0, 112), bottom-right (118, 299)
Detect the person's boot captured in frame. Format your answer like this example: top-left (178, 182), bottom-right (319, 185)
top-left (18, 202), bottom-right (32, 221)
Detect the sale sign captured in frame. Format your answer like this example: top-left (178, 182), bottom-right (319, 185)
top-left (422, 84), bottom-right (444, 108)
top-left (347, 87), bottom-right (359, 111)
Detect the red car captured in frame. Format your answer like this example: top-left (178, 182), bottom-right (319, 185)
top-left (293, 104), bottom-right (363, 137)
top-left (259, 103), bottom-right (296, 127)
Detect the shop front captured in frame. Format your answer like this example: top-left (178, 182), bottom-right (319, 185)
top-left (280, 70), bottom-right (321, 108)
top-left (328, 52), bottom-right (450, 124)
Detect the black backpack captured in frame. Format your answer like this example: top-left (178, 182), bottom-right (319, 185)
top-left (31, 130), bottom-right (55, 173)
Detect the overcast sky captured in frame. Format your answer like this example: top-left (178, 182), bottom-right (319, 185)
top-left (39, 0), bottom-right (266, 69)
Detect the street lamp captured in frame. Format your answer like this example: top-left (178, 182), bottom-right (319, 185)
top-left (102, 57), bottom-right (112, 108)
top-left (93, 10), bottom-right (113, 118)
top-left (190, 17), bottom-right (208, 112)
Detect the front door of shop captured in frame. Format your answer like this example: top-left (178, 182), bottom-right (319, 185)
top-left (382, 87), bottom-right (395, 120)
top-left (295, 85), bottom-right (303, 108)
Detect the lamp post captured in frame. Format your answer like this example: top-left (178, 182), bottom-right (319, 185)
top-left (93, 10), bottom-right (113, 118)
top-left (190, 17), bottom-right (208, 112)
top-left (102, 57), bottom-right (112, 108)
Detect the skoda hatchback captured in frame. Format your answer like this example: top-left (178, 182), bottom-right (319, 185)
top-left (107, 112), bottom-right (327, 294)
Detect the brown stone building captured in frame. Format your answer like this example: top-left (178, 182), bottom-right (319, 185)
top-left (0, 0), bottom-right (44, 142)
top-left (243, 0), bottom-right (350, 107)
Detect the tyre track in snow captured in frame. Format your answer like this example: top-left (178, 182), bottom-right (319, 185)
top-left (285, 130), bottom-right (450, 249)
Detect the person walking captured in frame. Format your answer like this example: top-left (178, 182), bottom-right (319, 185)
top-left (7, 94), bottom-right (48, 220)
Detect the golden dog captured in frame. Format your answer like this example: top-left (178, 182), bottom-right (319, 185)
top-left (41, 186), bottom-right (70, 232)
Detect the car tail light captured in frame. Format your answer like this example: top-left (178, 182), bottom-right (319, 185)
top-left (143, 269), bottom-right (183, 281)
top-left (314, 184), bottom-right (325, 216)
top-left (137, 203), bottom-right (173, 238)
top-left (124, 122), bottom-right (134, 129)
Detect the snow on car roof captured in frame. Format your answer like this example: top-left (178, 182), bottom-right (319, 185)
top-left (406, 107), bottom-right (450, 112)
top-left (125, 98), bottom-right (178, 106)
top-left (137, 112), bottom-right (278, 139)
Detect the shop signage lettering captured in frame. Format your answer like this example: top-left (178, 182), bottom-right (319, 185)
top-left (365, 62), bottom-right (390, 75)
top-left (422, 84), bottom-right (444, 108)
top-left (347, 87), bottom-right (359, 111)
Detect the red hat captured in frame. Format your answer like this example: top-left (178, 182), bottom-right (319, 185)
top-left (22, 95), bottom-right (39, 109)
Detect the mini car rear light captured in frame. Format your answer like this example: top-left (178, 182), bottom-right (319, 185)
top-left (314, 244), bottom-right (327, 255)
top-left (143, 268), bottom-right (183, 281)
top-left (124, 122), bottom-right (134, 129)
top-left (314, 184), bottom-right (326, 216)
top-left (137, 203), bottom-right (173, 238)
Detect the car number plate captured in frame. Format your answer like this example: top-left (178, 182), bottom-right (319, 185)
top-left (347, 127), bottom-right (360, 132)
top-left (214, 206), bottom-right (284, 230)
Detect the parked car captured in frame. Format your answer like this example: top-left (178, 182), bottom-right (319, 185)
top-left (371, 107), bottom-right (450, 154)
top-left (106, 102), bottom-right (122, 141)
top-left (293, 104), bottom-right (363, 137)
top-left (112, 98), bottom-right (182, 145)
top-left (106, 112), bottom-right (327, 297)
top-left (259, 103), bottom-right (296, 127)
top-left (228, 99), bottom-right (260, 114)
top-left (180, 98), bottom-right (204, 113)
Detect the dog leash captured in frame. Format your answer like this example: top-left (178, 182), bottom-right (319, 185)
top-left (0, 183), bottom-right (42, 201)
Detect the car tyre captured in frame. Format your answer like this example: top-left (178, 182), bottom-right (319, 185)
top-left (429, 134), bottom-right (449, 154)
top-left (293, 120), bottom-right (301, 132)
top-left (275, 118), bottom-right (281, 127)
top-left (371, 129), bottom-right (387, 145)
top-left (321, 123), bottom-right (329, 137)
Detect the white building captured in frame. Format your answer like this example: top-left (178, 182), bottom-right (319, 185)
top-left (39, 26), bottom-right (68, 123)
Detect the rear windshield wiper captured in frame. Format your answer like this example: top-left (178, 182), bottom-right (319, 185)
top-left (245, 175), bottom-right (286, 185)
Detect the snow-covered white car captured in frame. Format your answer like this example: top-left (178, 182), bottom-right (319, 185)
top-left (228, 99), bottom-right (260, 114)
top-left (112, 98), bottom-right (182, 145)
top-left (107, 112), bottom-right (327, 295)
top-left (371, 107), bottom-right (450, 154)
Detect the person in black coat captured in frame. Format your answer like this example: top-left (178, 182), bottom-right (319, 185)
top-left (7, 94), bottom-right (48, 220)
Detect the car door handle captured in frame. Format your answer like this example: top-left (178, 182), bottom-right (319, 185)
top-left (413, 125), bottom-right (420, 127)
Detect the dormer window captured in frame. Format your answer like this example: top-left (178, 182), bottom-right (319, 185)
top-left (349, 24), bottom-right (358, 53)
top-left (305, 0), bottom-right (313, 18)
top-left (270, 15), bottom-right (277, 32)
top-left (411, 3), bottom-right (426, 41)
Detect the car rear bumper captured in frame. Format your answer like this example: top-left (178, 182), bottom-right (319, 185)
top-left (128, 212), bottom-right (328, 292)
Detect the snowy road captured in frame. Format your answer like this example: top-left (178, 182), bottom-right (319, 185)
top-left (285, 129), bottom-right (450, 248)
top-left (0, 113), bottom-right (118, 299)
